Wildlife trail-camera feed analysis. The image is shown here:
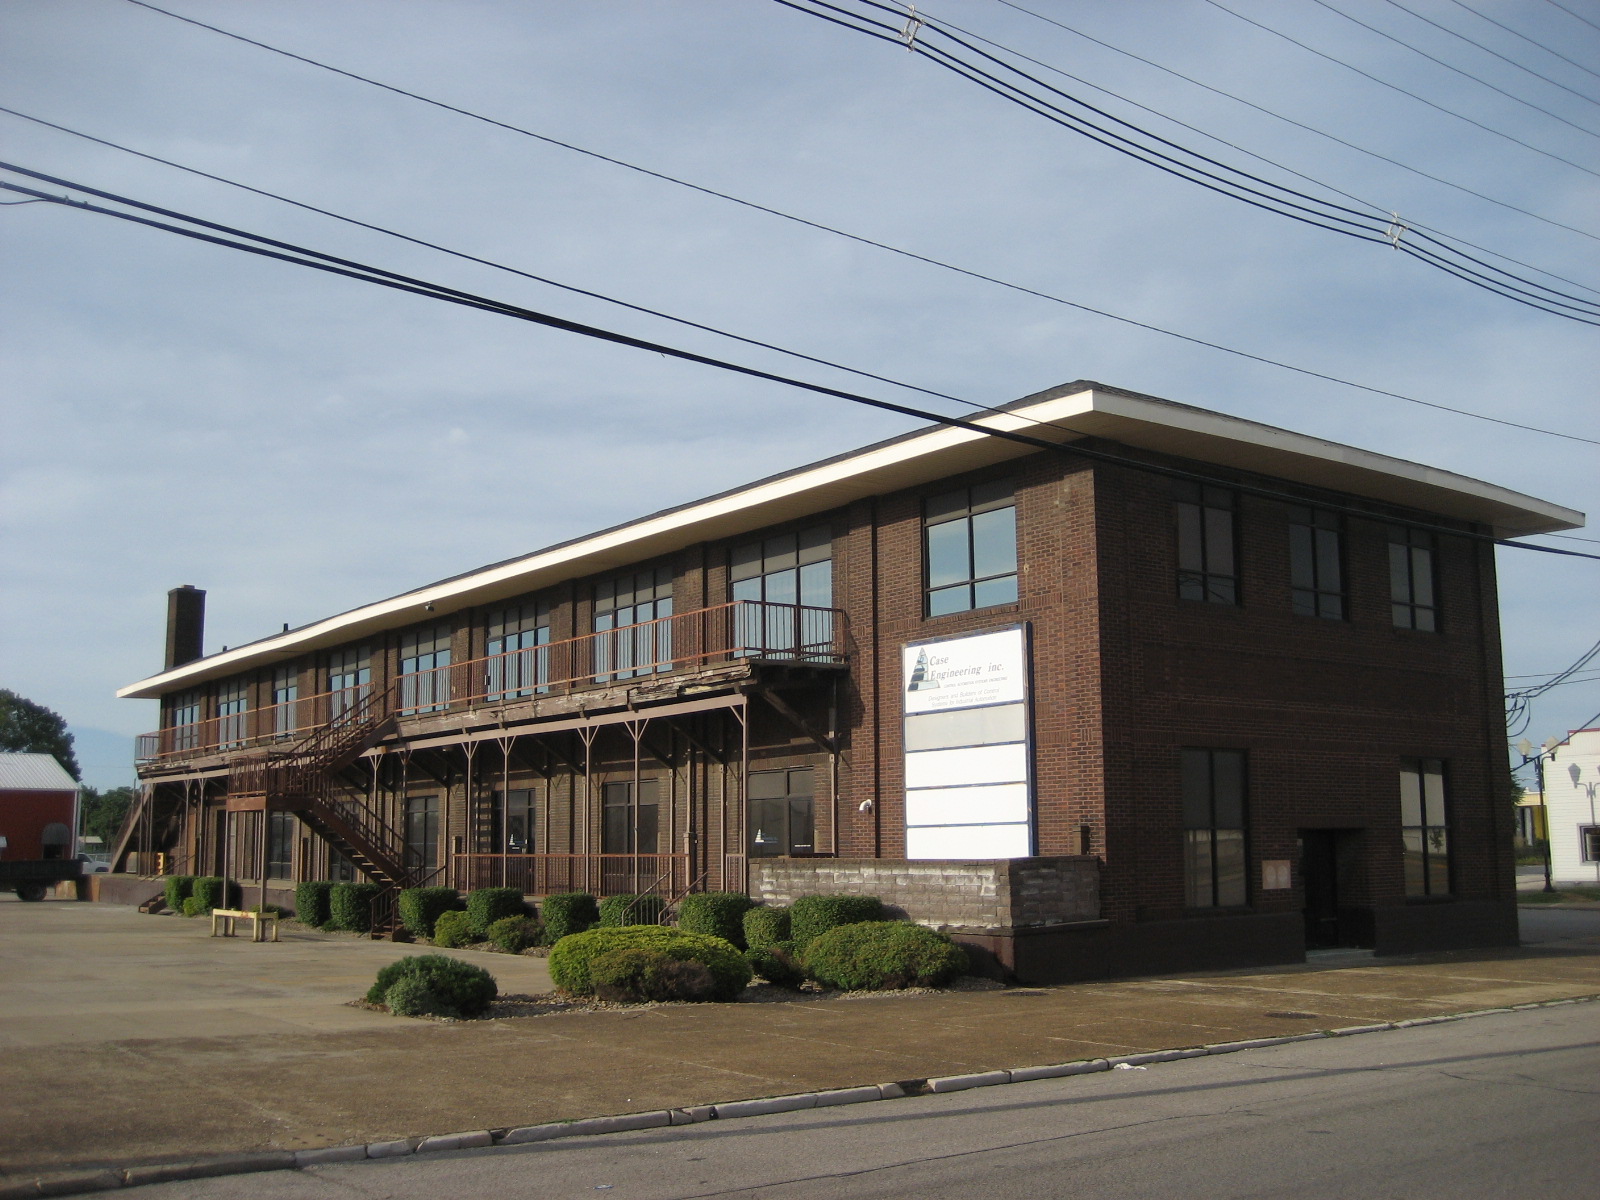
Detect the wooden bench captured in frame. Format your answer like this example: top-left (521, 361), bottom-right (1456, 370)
top-left (210, 908), bottom-right (280, 942)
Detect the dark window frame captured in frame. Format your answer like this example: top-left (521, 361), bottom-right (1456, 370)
top-left (486, 602), bottom-right (552, 699)
top-left (1176, 482), bottom-right (1239, 605)
top-left (594, 567), bottom-right (674, 681)
top-left (398, 624), bottom-right (453, 714)
top-left (1400, 757), bottom-right (1451, 897)
top-left (1389, 526), bottom-right (1438, 632)
top-left (731, 526), bottom-right (833, 656)
top-left (1288, 506), bottom-right (1345, 620)
top-left (1181, 748), bottom-right (1248, 908)
top-left (922, 480), bottom-right (1018, 617)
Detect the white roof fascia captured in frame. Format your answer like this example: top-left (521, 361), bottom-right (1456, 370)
top-left (117, 385), bottom-right (1583, 699)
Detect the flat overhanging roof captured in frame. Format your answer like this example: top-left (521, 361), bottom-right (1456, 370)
top-left (118, 381), bottom-right (1585, 699)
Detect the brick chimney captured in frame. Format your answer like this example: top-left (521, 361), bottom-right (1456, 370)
top-left (164, 585), bottom-right (206, 670)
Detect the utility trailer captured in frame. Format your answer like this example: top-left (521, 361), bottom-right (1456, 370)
top-left (0, 751), bottom-right (84, 901)
top-left (0, 856), bottom-right (82, 902)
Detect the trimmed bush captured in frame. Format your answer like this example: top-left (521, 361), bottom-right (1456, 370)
top-left (677, 892), bottom-right (755, 948)
top-left (384, 974), bottom-right (447, 1018)
top-left (367, 953), bottom-right (498, 1017)
top-left (487, 915), bottom-right (544, 953)
top-left (590, 947), bottom-right (719, 1003)
top-left (802, 922), bottom-right (968, 992)
top-left (294, 880), bottom-right (334, 928)
top-left (432, 910), bottom-right (473, 948)
top-left (598, 893), bottom-right (666, 927)
top-left (163, 875), bottom-right (195, 913)
top-left (398, 886), bottom-right (462, 939)
top-left (328, 882), bottom-right (381, 933)
top-left (189, 876), bottom-right (232, 913)
top-left (790, 894), bottom-right (885, 949)
top-left (181, 895), bottom-right (206, 918)
top-left (250, 903), bottom-right (289, 918)
top-left (744, 939), bottom-right (807, 988)
top-left (542, 892), bottom-right (599, 942)
top-left (742, 905), bottom-right (791, 951)
top-left (466, 887), bottom-right (527, 938)
top-left (548, 925), bottom-right (751, 1002)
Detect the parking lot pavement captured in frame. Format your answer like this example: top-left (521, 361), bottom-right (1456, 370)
top-left (2, 894), bottom-right (1598, 1187)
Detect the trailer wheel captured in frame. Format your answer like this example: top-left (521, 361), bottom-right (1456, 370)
top-left (16, 883), bottom-right (48, 902)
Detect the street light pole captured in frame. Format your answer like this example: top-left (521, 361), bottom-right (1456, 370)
top-left (1517, 737), bottom-right (1561, 894)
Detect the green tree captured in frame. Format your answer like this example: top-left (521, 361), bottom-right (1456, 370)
top-left (80, 786), bottom-right (137, 844)
top-left (0, 689), bottom-right (80, 780)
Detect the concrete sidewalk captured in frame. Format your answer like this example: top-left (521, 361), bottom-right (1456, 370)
top-left (3, 896), bottom-right (1598, 1188)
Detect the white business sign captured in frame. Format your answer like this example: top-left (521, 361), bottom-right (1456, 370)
top-left (902, 626), bottom-right (1033, 860)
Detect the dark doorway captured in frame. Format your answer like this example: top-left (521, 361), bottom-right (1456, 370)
top-left (1298, 829), bottom-right (1368, 949)
top-left (748, 767), bottom-right (815, 857)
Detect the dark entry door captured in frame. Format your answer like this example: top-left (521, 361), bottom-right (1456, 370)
top-left (1300, 829), bottom-right (1342, 949)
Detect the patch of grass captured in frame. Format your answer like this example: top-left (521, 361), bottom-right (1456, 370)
top-left (1519, 887), bottom-right (1600, 904)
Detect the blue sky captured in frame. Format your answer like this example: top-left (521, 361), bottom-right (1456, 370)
top-left (2, 0), bottom-right (1595, 790)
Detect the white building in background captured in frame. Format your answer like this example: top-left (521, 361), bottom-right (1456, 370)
top-left (1543, 728), bottom-right (1600, 886)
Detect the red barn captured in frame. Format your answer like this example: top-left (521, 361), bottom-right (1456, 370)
top-left (0, 752), bottom-right (79, 862)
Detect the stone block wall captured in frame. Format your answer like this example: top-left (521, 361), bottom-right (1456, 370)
top-left (749, 856), bottom-right (1100, 931)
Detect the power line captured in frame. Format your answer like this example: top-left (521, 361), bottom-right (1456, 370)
top-left (4, 162), bottom-right (1596, 559)
top-left (1203, 0), bottom-right (1600, 180)
top-left (9, 107), bottom-right (1592, 448)
top-left (991, 0), bottom-right (1600, 255)
top-left (779, 0), bottom-right (1600, 322)
top-left (1433, 0), bottom-right (1600, 89)
top-left (1543, 0), bottom-right (1600, 38)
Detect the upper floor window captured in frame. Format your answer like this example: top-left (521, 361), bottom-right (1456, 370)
top-left (1389, 527), bottom-right (1437, 631)
top-left (595, 568), bottom-right (673, 681)
top-left (399, 625), bottom-right (452, 714)
top-left (487, 602), bottom-right (551, 699)
top-left (924, 481), bottom-right (1017, 616)
top-left (1289, 506), bottom-right (1344, 620)
top-left (1182, 748), bottom-right (1247, 908)
top-left (166, 690), bottom-right (201, 752)
top-left (216, 679), bottom-right (248, 749)
top-left (1176, 482), bottom-right (1237, 605)
top-left (1400, 757), bottom-right (1450, 896)
top-left (270, 665), bottom-right (299, 737)
top-left (732, 526), bottom-right (833, 656)
top-left (328, 646), bottom-right (371, 717)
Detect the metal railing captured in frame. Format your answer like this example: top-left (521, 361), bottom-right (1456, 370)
top-left (137, 600), bottom-right (845, 764)
top-left (452, 852), bottom-right (691, 897)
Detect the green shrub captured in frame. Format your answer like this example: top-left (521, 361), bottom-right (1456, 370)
top-left (398, 886), bottom-right (461, 939)
top-left (328, 882), bottom-right (381, 933)
top-left (181, 895), bottom-right (206, 918)
top-left (294, 881), bottom-right (333, 928)
top-left (598, 893), bottom-right (666, 927)
top-left (432, 910), bottom-right (473, 948)
top-left (548, 925), bottom-right (751, 1002)
top-left (745, 939), bottom-right (807, 988)
top-left (189, 876), bottom-right (235, 913)
top-left (542, 892), bottom-right (599, 942)
top-left (466, 887), bottom-right (527, 937)
top-left (677, 892), bottom-right (755, 948)
top-left (367, 954), bottom-right (498, 1017)
top-left (384, 974), bottom-right (447, 1018)
top-left (163, 875), bottom-right (195, 913)
top-left (742, 904), bottom-right (791, 951)
top-left (803, 922), bottom-right (968, 991)
top-left (487, 915), bottom-right (544, 953)
top-left (589, 947), bottom-right (719, 1003)
top-left (250, 903), bottom-right (289, 918)
top-left (790, 894), bottom-right (885, 949)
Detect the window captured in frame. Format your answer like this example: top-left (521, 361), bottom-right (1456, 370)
top-left (217, 679), bottom-right (248, 750)
top-left (1400, 758), bottom-right (1450, 896)
top-left (594, 568), bottom-right (673, 681)
top-left (486, 603), bottom-right (551, 699)
top-left (924, 481), bottom-right (1018, 616)
top-left (270, 665), bottom-right (299, 738)
top-left (399, 625), bottom-right (452, 714)
top-left (1182, 749), bottom-right (1247, 907)
top-left (166, 690), bottom-right (201, 752)
top-left (1583, 827), bottom-right (1600, 863)
top-left (327, 647), bottom-right (370, 717)
top-left (266, 811), bottom-right (295, 879)
top-left (601, 779), bottom-right (659, 854)
top-left (501, 789), bottom-right (539, 854)
top-left (1389, 527), bottom-right (1437, 631)
top-left (404, 795), bottom-right (440, 871)
top-left (748, 767), bottom-right (815, 858)
top-left (1176, 482), bottom-right (1237, 604)
top-left (731, 526), bottom-right (833, 656)
top-left (1288, 507), bottom-right (1344, 619)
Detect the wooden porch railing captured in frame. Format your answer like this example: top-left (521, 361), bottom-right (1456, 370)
top-left (137, 600), bottom-right (845, 764)
top-left (452, 853), bottom-right (691, 898)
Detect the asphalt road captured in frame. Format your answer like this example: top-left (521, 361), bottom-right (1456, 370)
top-left (125, 1001), bottom-right (1600, 1200)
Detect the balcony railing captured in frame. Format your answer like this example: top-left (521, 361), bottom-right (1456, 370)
top-left (452, 852), bottom-right (691, 897)
top-left (136, 600), bottom-right (844, 764)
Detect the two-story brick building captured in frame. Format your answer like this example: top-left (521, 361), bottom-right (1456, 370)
top-left (114, 381), bottom-right (1583, 981)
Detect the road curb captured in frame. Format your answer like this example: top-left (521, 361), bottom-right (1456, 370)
top-left (14, 992), bottom-right (1596, 1198)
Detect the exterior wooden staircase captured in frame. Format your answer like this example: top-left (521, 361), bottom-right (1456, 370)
top-left (225, 684), bottom-right (413, 937)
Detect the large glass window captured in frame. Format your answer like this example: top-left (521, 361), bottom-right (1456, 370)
top-left (327, 647), bottom-right (371, 717)
top-left (399, 625), bottom-right (452, 714)
top-left (1389, 527), bottom-right (1437, 631)
top-left (487, 602), bottom-right (550, 699)
top-left (1182, 748), bottom-right (1247, 908)
top-left (166, 690), bottom-right (201, 752)
top-left (594, 569), bottom-right (673, 681)
top-left (404, 794), bottom-right (440, 872)
top-left (748, 767), bottom-right (815, 858)
top-left (1176, 482), bottom-right (1238, 604)
top-left (731, 526), bottom-right (832, 656)
top-left (601, 779), bottom-right (660, 854)
top-left (924, 481), bottom-right (1018, 616)
top-left (270, 665), bottom-right (299, 738)
top-left (1288, 507), bottom-right (1344, 620)
top-left (216, 680), bottom-right (248, 750)
top-left (266, 810), bottom-right (295, 879)
top-left (1400, 758), bottom-right (1450, 896)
